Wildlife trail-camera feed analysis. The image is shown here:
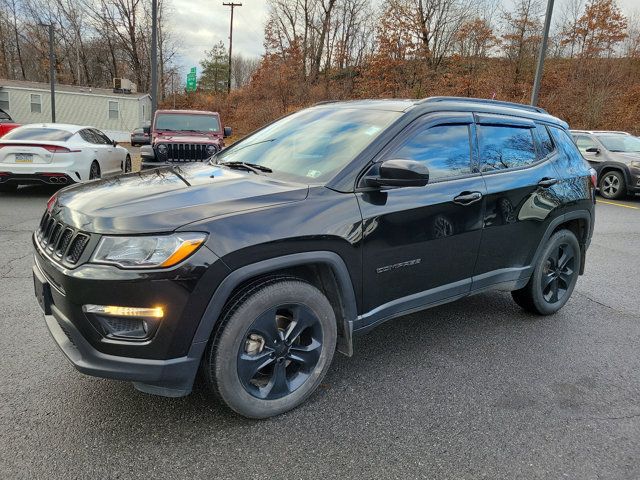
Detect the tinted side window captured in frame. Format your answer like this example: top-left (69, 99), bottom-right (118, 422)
top-left (91, 129), bottom-right (110, 144)
top-left (550, 127), bottom-right (589, 175)
top-left (535, 124), bottom-right (554, 158)
top-left (79, 129), bottom-right (96, 143)
top-left (386, 124), bottom-right (472, 181)
top-left (478, 125), bottom-right (536, 172)
top-left (574, 135), bottom-right (597, 154)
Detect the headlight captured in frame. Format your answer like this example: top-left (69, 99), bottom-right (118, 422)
top-left (157, 144), bottom-right (168, 154)
top-left (92, 233), bottom-right (207, 269)
top-left (206, 145), bottom-right (218, 156)
top-left (630, 160), bottom-right (640, 169)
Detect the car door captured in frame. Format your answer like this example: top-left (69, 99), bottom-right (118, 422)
top-left (78, 129), bottom-right (108, 176)
top-left (472, 115), bottom-right (564, 290)
top-left (91, 128), bottom-right (120, 175)
top-left (356, 112), bottom-right (486, 325)
top-left (573, 134), bottom-right (604, 168)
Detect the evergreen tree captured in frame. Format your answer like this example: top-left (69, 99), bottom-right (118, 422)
top-left (199, 41), bottom-right (230, 92)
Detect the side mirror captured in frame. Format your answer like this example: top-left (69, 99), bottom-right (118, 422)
top-left (585, 147), bottom-right (600, 154)
top-left (223, 126), bottom-right (232, 138)
top-left (143, 126), bottom-right (151, 135)
top-left (140, 145), bottom-right (156, 160)
top-left (112, 140), bottom-right (118, 147)
top-left (364, 159), bottom-right (429, 188)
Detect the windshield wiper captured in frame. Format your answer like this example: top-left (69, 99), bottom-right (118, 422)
top-left (219, 161), bottom-right (273, 174)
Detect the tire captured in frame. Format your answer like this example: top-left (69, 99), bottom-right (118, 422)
top-left (89, 161), bottom-right (100, 180)
top-left (511, 229), bottom-right (580, 315)
top-left (0, 183), bottom-right (17, 192)
top-left (599, 170), bottom-right (626, 200)
top-left (203, 276), bottom-right (337, 418)
top-left (124, 155), bottom-right (132, 173)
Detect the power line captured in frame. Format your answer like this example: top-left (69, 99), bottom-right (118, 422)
top-left (223, 2), bottom-right (242, 93)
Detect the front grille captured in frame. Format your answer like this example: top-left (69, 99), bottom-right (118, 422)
top-left (36, 213), bottom-right (90, 265)
top-left (156, 143), bottom-right (213, 162)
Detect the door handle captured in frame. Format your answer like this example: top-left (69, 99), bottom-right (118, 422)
top-left (538, 177), bottom-right (558, 188)
top-left (453, 191), bottom-right (483, 206)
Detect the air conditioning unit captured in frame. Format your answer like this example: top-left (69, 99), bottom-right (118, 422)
top-left (113, 78), bottom-right (137, 94)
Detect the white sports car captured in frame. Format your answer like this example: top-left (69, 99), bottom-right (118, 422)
top-left (0, 123), bottom-right (131, 191)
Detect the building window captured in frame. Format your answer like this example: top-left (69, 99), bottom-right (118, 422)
top-left (30, 94), bottom-right (42, 113)
top-left (0, 91), bottom-right (9, 112)
top-left (108, 100), bottom-right (119, 120)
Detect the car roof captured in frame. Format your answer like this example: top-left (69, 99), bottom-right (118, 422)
top-left (155, 109), bottom-right (219, 115)
top-left (313, 97), bottom-right (567, 127)
top-left (14, 123), bottom-right (91, 133)
top-left (570, 130), bottom-right (631, 135)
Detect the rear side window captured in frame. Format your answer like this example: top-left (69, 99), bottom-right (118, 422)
top-left (550, 127), bottom-right (589, 175)
top-left (535, 124), bottom-right (554, 158)
top-left (478, 125), bottom-right (536, 171)
top-left (574, 135), bottom-right (598, 154)
top-left (3, 127), bottom-right (73, 141)
top-left (385, 124), bottom-right (472, 181)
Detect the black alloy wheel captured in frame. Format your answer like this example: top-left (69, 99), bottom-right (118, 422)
top-left (540, 242), bottom-right (576, 304)
top-left (511, 229), bottom-right (580, 315)
top-left (204, 276), bottom-right (337, 418)
top-left (237, 304), bottom-right (324, 400)
top-left (89, 161), bottom-right (100, 180)
top-left (124, 155), bottom-right (132, 173)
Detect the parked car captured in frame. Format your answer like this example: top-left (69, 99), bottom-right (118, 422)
top-left (0, 124), bottom-right (131, 192)
top-left (130, 127), bottom-right (150, 146)
top-left (570, 130), bottom-right (640, 199)
top-left (33, 97), bottom-right (595, 418)
top-left (0, 108), bottom-right (20, 137)
top-left (140, 109), bottom-right (231, 169)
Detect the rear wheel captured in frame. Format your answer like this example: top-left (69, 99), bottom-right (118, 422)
top-left (599, 170), bottom-right (626, 199)
top-left (89, 161), bottom-right (100, 180)
top-left (512, 229), bottom-right (580, 315)
top-left (203, 277), bottom-right (337, 418)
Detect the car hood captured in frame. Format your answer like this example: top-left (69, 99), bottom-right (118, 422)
top-left (51, 163), bottom-right (309, 234)
top-left (155, 133), bottom-right (221, 143)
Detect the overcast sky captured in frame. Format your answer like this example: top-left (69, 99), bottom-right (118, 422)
top-left (169, 0), bottom-right (639, 79)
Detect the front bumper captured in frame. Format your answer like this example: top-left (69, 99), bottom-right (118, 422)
top-left (33, 237), bottom-right (230, 396)
top-left (141, 160), bottom-right (208, 170)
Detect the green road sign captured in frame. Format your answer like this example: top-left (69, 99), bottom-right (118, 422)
top-left (186, 67), bottom-right (197, 92)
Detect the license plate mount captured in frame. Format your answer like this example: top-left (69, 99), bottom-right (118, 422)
top-left (33, 269), bottom-right (52, 315)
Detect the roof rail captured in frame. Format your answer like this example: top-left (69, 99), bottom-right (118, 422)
top-left (421, 96), bottom-right (548, 114)
top-left (569, 129), bottom-right (630, 135)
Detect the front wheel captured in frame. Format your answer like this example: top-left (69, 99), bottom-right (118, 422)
top-left (512, 229), bottom-right (580, 315)
top-left (203, 277), bottom-right (337, 418)
top-left (124, 155), bottom-right (132, 173)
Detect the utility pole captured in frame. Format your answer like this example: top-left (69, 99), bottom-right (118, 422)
top-left (531, 0), bottom-right (555, 107)
top-left (223, 2), bottom-right (242, 93)
top-left (151, 0), bottom-right (158, 116)
top-left (39, 23), bottom-right (56, 122)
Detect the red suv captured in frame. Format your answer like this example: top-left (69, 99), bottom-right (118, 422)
top-left (141, 110), bottom-right (231, 169)
top-left (0, 108), bottom-right (20, 137)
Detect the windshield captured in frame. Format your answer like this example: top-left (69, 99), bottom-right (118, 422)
top-left (3, 127), bottom-right (73, 141)
top-left (595, 135), bottom-right (640, 153)
top-left (214, 107), bottom-right (401, 182)
top-left (155, 113), bottom-right (220, 132)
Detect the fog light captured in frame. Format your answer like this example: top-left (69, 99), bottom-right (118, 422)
top-left (82, 304), bottom-right (164, 318)
top-left (83, 305), bottom-right (163, 340)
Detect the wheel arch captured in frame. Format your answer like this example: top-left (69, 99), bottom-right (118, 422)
top-left (532, 210), bottom-right (593, 277)
top-left (189, 251), bottom-right (358, 359)
top-left (598, 164), bottom-right (631, 187)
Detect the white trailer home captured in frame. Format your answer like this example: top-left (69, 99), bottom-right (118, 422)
top-left (0, 79), bottom-right (152, 141)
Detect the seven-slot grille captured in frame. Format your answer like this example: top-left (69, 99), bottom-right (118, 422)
top-left (156, 143), bottom-right (212, 162)
top-left (37, 212), bottom-right (90, 264)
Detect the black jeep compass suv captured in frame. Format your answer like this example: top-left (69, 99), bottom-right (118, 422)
top-left (33, 97), bottom-right (596, 418)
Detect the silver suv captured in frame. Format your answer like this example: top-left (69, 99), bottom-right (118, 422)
top-left (570, 130), bottom-right (640, 199)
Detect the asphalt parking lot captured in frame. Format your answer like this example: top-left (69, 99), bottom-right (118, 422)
top-left (1, 188), bottom-right (639, 479)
